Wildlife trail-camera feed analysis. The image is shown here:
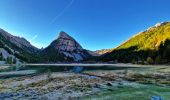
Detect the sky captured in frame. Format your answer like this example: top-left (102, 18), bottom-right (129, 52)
top-left (0, 0), bottom-right (170, 51)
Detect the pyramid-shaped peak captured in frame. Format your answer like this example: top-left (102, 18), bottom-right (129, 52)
top-left (59, 31), bottom-right (68, 36)
top-left (51, 31), bottom-right (83, 51)
top-left (58, 31), bottom-right (72, 39)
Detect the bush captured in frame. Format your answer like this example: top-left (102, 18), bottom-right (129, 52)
top-left (147, 57), bottom-right (154, 64)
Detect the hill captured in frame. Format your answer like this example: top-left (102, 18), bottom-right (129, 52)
top-left (102, 22), bottom-right (170, 64)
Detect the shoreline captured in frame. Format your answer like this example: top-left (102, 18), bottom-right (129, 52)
top-left (0, 63), bottom-right (169, 67)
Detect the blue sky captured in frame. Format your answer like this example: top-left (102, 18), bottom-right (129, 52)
top-left (0, 0), bottom-right (170, 50)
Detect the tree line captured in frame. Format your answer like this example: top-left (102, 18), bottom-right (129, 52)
top-left (101, 39), bottom-right (170, 64)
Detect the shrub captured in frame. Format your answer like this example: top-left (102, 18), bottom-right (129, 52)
top-left (147, 57), bottom-right (154, 64)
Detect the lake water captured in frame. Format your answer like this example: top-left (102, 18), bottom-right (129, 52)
top-left (0, 65), bottom-right (140, 78)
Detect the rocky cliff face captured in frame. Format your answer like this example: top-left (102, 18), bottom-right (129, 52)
top-left (44, 31), bottom-right (91, 61)
top-left (50, 31), bottom-right (83, 52)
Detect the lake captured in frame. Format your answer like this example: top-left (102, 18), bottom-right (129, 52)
top-left (0, 64), bottom-right (141, 78)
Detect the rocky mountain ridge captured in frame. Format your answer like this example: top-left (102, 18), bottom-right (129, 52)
top-left (0, 28), bottom-right (39, 54)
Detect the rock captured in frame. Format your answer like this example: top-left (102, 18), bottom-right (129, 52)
top-left (0, 48), bottom-right (21, 64)
top-left (118, 82), bottom-right (123, 85)
top-left (147, 22), bottom-right (169, 31)
top-left (93, 83), bottom-right (101, 88)
top-left (155, 22), bottom-right (168, 27)
top-left (106, 82), bottom-right (112, 86)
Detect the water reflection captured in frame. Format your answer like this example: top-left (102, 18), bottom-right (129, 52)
top-left (70, 66), bottom-right (84, 73)
top-left (15, 65), bottom-right (23, 71)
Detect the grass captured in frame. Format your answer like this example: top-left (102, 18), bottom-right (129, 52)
top-left (82, 66), bottom-right (170, 100)
top-left (83, 85), bottom-right (170, 100)
top-left (158, 80), bottom-right (170, 86)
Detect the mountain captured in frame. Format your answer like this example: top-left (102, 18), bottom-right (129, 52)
top-left (41, 31), bottom-right (92, 62)
top-left (0, 29), bottom-right (93, 63)
top-left (0, 29), bottom-right (39, 53)
top-left (2, 21), bottom-right (169, 64)
top-left (0, 28), bottom-right (40, 63)
top-left (102, 22), bottom-right (170, 63)
top-left (116, 22), bottom-right (170, 50)
top-left (95, 49), bottom-right (111, 55)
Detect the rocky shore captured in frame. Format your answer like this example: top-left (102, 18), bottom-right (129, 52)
top-left (0, 72), bottom-right (107, 99)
